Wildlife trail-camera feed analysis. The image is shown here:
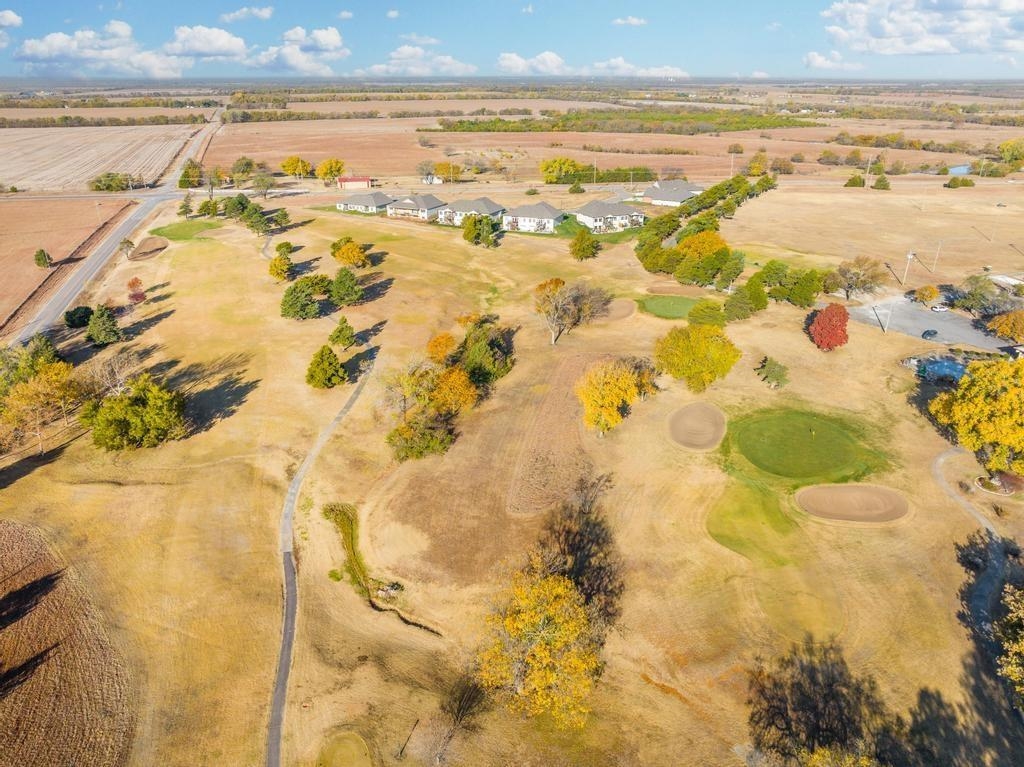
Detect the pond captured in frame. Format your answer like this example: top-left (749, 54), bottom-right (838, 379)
top-left (919, 358), bottom-right (967, 383)
top-left (948, 164), bottom-right (971, 176)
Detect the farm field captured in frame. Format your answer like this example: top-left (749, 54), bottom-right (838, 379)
top-left (0, 198), bottom-right (129, 328)
top-left (286, 98), bottom-right (626, 114)
top-left (0, 106), bottom-right (216, 120)
top-left (0, 124), bottom-right (198, 190)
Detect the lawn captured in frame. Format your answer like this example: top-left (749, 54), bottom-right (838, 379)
top-left (728, 408), bottom-right (884, 484)
top-left (705, 477), bottom-right (797, 568)
top-left (150, 219), bottom-right (222, 240)
top-left (637, 295), bottom-right (697, 319)
top-left (554, 215), bottom-right (638, 244)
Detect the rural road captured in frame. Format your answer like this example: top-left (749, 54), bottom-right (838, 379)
top-left (266, 360), bottom-right (376, 767)
top-left (11, 112), bottom-right (222, 346)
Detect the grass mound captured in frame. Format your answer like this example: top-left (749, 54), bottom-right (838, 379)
top-left (637, 295), bottom-right (697, 319)
top-left (151, 220), bottom-right (222, 241)
top-left (729, 408), bottom-right (882, 483)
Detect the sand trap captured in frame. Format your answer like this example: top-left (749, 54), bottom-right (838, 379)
top-left (128, 236), bottom-right (168, 260)
top-left (669, 402), bottom-right (726, 450)
top-left (796, 484), bottom-right (908, 523)
top-left (603, 298), bottom-right (636, 321)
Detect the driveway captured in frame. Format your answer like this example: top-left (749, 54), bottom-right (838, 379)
top-left (848, 296), bottom-right (1006, 351)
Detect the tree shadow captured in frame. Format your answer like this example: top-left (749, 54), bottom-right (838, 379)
top-left (292, 256), bottom-right (320, 277)
top-left (0, 570), bottom-right (63, 631)
top-left (146, 281), bottom-right (171, 293)
top-left (0, 442), bottom-right (70, 491)
top-left (358, 276), bottom-right (394, 305)
top-left (367, 250), bottom-right (388, 267)
top-left (122, 309), bottom-right (175, 340)
top-left (161, 351), bottom-right (254, 391)
top-left (145, 292), bottom-right (174, 304)
top-left (185, 372), bottom-right (260, 435)
top-left (0, 645), bottom-right (57, 701)
top-left (354, 319), bottom-right (387, 347)
top-left (906, 379), bottom-right (945, 422)
top-left (343, 345), bottom-right (379, 383)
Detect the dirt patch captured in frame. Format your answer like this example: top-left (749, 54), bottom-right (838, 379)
top-left (601, 298), bottom-right (636, 322)
top-left (128, 236), bottom-right (169, 261)
top-left (796, 484), bottom-right (909, 523)
top-left (668, 402), bottom-right (727, 450)
top-left (0, 520), bottom-right (135, 767)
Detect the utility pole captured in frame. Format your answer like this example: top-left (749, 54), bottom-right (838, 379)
top-left (901, 251), bottom-right (915, 285)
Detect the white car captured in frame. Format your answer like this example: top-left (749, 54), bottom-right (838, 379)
top-left (931, 304), bottom-right (951, 312)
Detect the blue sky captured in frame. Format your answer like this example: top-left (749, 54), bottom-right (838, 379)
top-left (0, 1), bottom-right (1021, 80)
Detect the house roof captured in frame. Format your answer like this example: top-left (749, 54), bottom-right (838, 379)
top-left (336, 176), bottom-right (373, 182)
top-left (389, 193), bottom-right (446, 210)
top-left (504, 201), bottom-right (564, 219)
top-left (341, 191), bottom-right (394, 207)
top-left (446, 197), bottom-right (506, 216)
top-left (643, 179), bottom-right (705, 201)
top-left (575, 200), bottom-right (640, 218)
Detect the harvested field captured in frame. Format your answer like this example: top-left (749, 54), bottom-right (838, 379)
top-left (287, 98), bottom-right (625, 114)
top-left (0, 107), bottom-right (215, 120)
top-left (0, 520), bottom-right (134, 767)
top-left (127, 236), bottom-right (168, 261)
top-left (668, 402), bottom-right (726, 450)
top-left (796, 484), bottom-right (909, 523)
top-left (0, 198), bottom-right (130, 331)
top-left (0, 124), bottom-right (197, 190)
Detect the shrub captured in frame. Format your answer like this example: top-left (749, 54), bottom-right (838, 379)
top-left (524, 188), bottom-right (539, 195)
top-left (871, 174), bottom-right (891, 190)
top-left (386, 416), bottom-right (455, 461)
top-left (808, 303), bottom-right (849, 351)
top-left (64, 305), bottom-right (94, 328)
top-left (568, 180), bottom-right (585, 194)
top-left (945, 176), bottom-right (976, 188)
top-left (86, 304), bottom-right (123, 346)
top-left (687, 299), bottom-right (726, 326)
top-left (844, 174), bottom-right (866, 188)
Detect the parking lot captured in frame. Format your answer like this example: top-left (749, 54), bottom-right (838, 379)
top-left (848, 296), bottom-right (1007, 351)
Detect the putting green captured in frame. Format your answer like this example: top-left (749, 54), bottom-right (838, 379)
top-left (637, 295), bottom-right (697, 319)
top-left (316, 732), bottom-right (372, 767)
top-left (729, 409), bottom-right (882, 483)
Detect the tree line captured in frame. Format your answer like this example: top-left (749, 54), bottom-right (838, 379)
top-left (0, 114), bottom-right (206, 128)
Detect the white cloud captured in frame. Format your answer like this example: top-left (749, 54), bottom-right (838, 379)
top-left (822, 0), bottom-right (1024, 56)
top-left (249, 25), bottom-right (349, 76)
top-left (17, 19), bottom-right (189, 78)
top-left (338, 10), bottom-right (353, 19)
top-left (358, 45), bottom-right (476, 76)
top-left (751, 70), bottom-right (770, 78)
top-left (803, 49), bottom-right (865, 71)
top-left (589, 56), bottom-right (687, 77)
top-left (996, 53), bottom-right (1019, 67)
top-left (522, 3), bottom-right (533, 12)
top-left (0, 9), bottom-right (22, 27)
top-left (386, 9), bottom-right (399, 18)
top-left (612, 16), bottom-right (647, 26)
top-left (497, 50), bottom-right (569, 75)
top-left (400, 33), bottom-right (440, 45)
top-left (765, 20), bottom-right (782, 32)
top-left (219, 5), bottom-right (273, 23)
top-left (164, 25), bottom-right (247, 58)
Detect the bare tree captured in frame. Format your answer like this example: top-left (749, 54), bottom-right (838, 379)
top-left (534, 279), bottom-right (613, 345)
top-left (434, 675), bottom-right (487, 764)
top-left (85, 349), bottom-right (139, 396)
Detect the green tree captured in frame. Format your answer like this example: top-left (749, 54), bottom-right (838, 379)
top-left (118, 238), bottom-right (135, 258)
top-left (231, 156), bottom-right (256, 185)
top-left (569, 228), bottom-right (599, 261)
top-left (64, 305), bottom-right (94, 329)
top-left (197, 198), bottom-right (219, 217)
top-left (273, 208), bottom-right (290, 231)
top-left (204, 166), bottom-right (225, 199)
top-left (997, 138), bottom-right (1024, 164)
top-left (252, 170), bottom-right (276, 198)
top-left (178, 158), bottom-right (203, 188)
top-left (831, 256), bottom-right (887, 299)
top-left (33, 249), bottom-right (52, 269)
top-left (996, 584), bottom-right (1024, 705)
top-left (281, 155), bottom-right (312, 179)
top-left (178, 192), bottom-right (194, 218)
top-left (268, 254), bottom-right (292, 282)
top-left (871, 174), bottom-right (891, 190)
top-left (746, 275), bottom-right (769, 310)
top-left (306, 345), bottom-right (347, 389)
top-left (329, 316), bottom-right (357, 349)
top-left (83, 375), bottom-right (186, 450)
top-left (329, 267), bottom-right (364, 306)
top-left (756, 356), bottom-right (788, 389)
top-left (275, 241), bottom-right (293, 257)
top-left (654, 324), bottom-right (740, 392)
top-left (844, 174), bottom-right (866, 188)
top-left (724, 287), bottom-right (756, 321)
top-left (687, 299), bottom-right (726, 326)
top-left (955, 274), bottom-right (998, 316)
top-left (567, 180), bottom-right (585, 194)
top-left (315, 157), bottom-right (346, 184)
top-left (788, 270), bottom-right (825, 308)
top-left (86, 304), bottom-right (123, 346)
top-left (280, 281), bottom-right (320, 320)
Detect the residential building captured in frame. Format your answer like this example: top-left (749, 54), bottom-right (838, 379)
top-left (336, 191), bottom-right (394, 214)
top-left (575, 200), bottom-right (646, 232)
top-left (335, 176), bottom-right (374, 190)
top-left (437, 197), bottom-right (506, 226)
top-left (386, 193), bottom-right (447, 221)
top-left (501, 202), bottom-right (565, 234)
top-left (643, 179), bottom-right (705, 206)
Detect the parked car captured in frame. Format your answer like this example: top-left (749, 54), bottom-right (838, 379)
top-left (931, 304), bottom-right (951, 312)
top-left (922, 329), bottom-right (939, 340)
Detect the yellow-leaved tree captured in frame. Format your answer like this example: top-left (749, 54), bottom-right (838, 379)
top-left (426, 332), bottom-right (458, 364)
top-left (477, 561), bottom-right (600, 729)
top-left (928, 358), bottom-right (1024, 474)
top-left (280, 155), bottom-right (312, 178)
top-left (539, 157), bottom-right (584, 184)
top-left (332, 240), bottom-right (369, 268)
top-left (574, 357), bottom-right (656, 435)
top-left (987, 310), bottom-right (1024, 343)
top-left (654, 324), bottom-right (740, 393)
top-left (996, 584), bottom-right (1024, 707)
top-left (914, 284), bottom-right (939, 304)
top-left (676, 230), bottom-right (729, 262)
top-left (315, 158), bottom-right (345, 184)
top-left (429, 366), bottom-right (477, 416)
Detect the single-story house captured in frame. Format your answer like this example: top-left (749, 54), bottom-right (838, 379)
top-left (501, 202), bottom-right (565, 234)
top-left (336, 176), bottom-right (374, 190)
top-left (437, 197), bottom-right (506, 226)
top-left (386, 193), bottom-right (447, 221)
top-left (574, 200), bottom-right (646, 232)
top-left (336, 191), bottom-right (394, 214)
top-left (643, 179), bottom-right (705, 206)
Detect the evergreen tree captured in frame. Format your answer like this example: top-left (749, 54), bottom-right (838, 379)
top-left (570, 228), bottom-right (600, 261)
top-left (306, 345), bottom-right (347, 389)
top-left (268, 254), bottom-right (292, 282)
top-left (329, 316), bottom-right (357, 349)
top-left (329, 268), bottom-right (363, 306)
top-left (178, 158), bottom-right (203, 188)
top-left (723, 288), bottom-right (755, 321)
top-left (687, 299), bottom-right (726, 326)
top-left (280, 282), bottom-right (319, 319)
top-left (178, 192), bottom-right (194, 218)
top-left (86, 304), bottom-right (123, 346)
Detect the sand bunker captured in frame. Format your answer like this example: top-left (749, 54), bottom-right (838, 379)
top-left (796, 484), bottom-right (908, 523)
top-left (602, 298), bottom-right (636, 321)
top-left (669, 402), bottom-right (726, 450)
top-left (128, 235), bottom-right (168, 260)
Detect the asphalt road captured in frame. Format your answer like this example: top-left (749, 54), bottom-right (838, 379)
top-left (265, 359), bottom-right (376, 767)
top-left (848, 295), bottom-right (1006, 351)
top-left (11, 111), bottom-right (222, 346)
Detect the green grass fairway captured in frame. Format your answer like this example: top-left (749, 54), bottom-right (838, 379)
top-left (729, 408), bottom-right (883, 483)
top-left (151, 220), bottom-right (222, 240)
top-left (637, 295), bottom-right (697, 319)
top-left (706, 478), bottom-right (797, 567)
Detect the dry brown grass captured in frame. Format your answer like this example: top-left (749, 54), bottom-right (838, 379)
top-left (0, 520), bottom-right (134, 767)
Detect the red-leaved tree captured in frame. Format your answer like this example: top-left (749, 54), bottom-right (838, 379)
top-left (808, 303), bottom-right (849, 351)
top-left (127, 277), bottom-right (146, 305)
